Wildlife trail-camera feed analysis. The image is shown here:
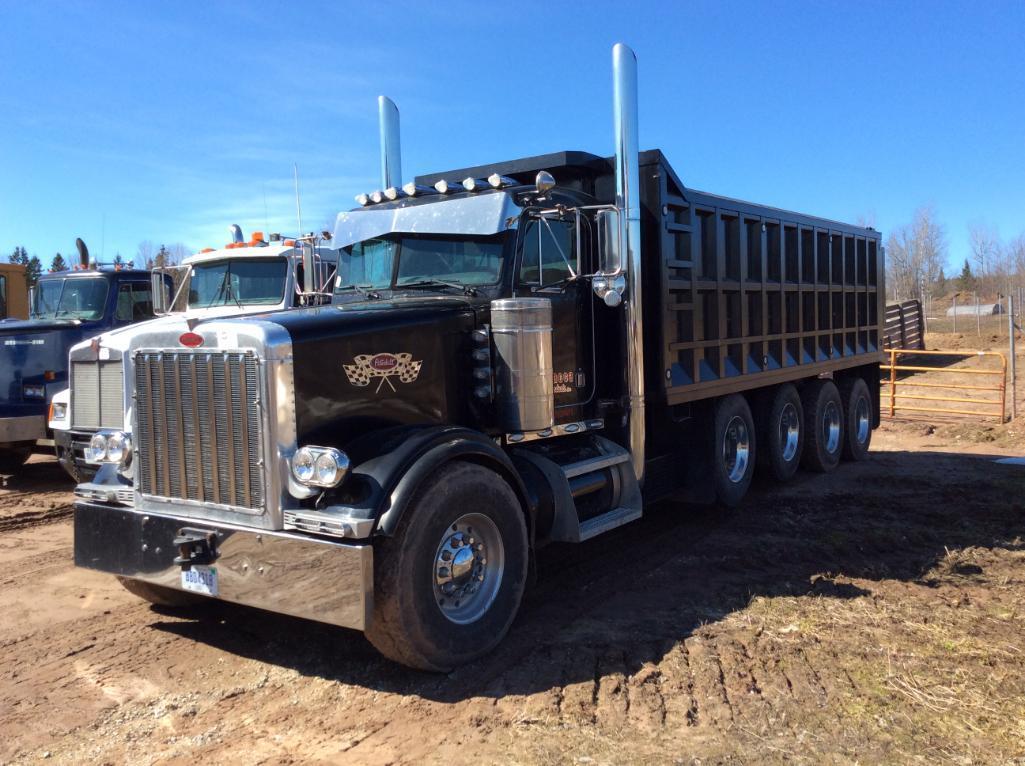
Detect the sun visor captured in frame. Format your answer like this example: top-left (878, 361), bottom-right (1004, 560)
top-left (332, 192), bottom-right (521, 248)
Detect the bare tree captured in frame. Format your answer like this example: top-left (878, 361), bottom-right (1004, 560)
top-left (885, 205), bottom-right (946, 302)
top-left (968, 222), bottom-right (1000, 282)
top-left (168, 243), bottom-right (190, 265)
top-left (136, 241), bottom-right (154, 269)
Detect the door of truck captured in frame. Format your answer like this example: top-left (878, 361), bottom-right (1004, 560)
top-left (515, 216), bottom-right (593, 420)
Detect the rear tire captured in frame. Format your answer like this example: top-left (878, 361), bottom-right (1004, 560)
top-left (0, 443), bottom-right (32, 474)
top-left (840, 376), bottom-right (873, 461)
top-left (117, 576), bottom-right (208, 608)
top-left (366, 461), bottom-right (528, 672)
top-left (757, 384), bottom-right (804, 482)
top-left (801, 380), bottom-right (844, 473)
top-left (711, 394), bottom-right (756, 507)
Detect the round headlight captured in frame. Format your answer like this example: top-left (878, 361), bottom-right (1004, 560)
top-left (106, 432), bottom-right (131, 465)
top-left (84, 433), bottom-right (108, 464)
top-left (292, 447), bottom-right (316, 484)
top-left (314, 451), bottom-right (341, 486)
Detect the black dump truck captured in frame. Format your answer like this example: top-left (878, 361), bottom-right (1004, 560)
top-left (74, 44), bottom-right (883, 671)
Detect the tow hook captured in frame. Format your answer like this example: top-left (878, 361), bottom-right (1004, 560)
top-left (173, 528), bottom-right (219, 571)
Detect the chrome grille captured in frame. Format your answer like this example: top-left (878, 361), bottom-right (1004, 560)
top-left (71, 360), bottom-right (124, 429)
top-left (134, 350), bottom-right (263, 511)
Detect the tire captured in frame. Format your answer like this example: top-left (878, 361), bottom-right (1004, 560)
top-left (756, 384), bottom-right (804, 483)
top-left (0, 443), bottom-right (32, 474)
top-left (117, 576), bottom-right (208, 608)
top-left (800, 379), bottom-right (844, 473)
top-left (840, 376), bottom-right (873, 461)
top-left (710, 394), bottom-right (757, 507)
top-left (366, 461), bottom-right (529, 672)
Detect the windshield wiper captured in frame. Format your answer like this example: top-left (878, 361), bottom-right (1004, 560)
top-left (398, 279), bottom-right (477, 296)
top-left (336, 284), bottom-right (381, 300)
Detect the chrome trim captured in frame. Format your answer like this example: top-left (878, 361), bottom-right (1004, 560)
top-left (75, 481), bottom-right (134, 506)
top-left (503, 418), bottom-right (604, 445)
top-left (612, 42), bottom-right (646, 485)
top-left (75, 503), bottom-right (373, 631)
top-left (378, 95), bottom-right (402, 189)
top-left (283, 508), bottom-right (374, 539)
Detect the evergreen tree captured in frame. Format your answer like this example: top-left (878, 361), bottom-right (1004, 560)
top-left (934, 266), bottom-right (947, 295)
top-left (8, 246), bottom-right (28, 265)
top-left (958, 258), bottom-right (976, 293)
top-left (26, 255), bottom-right (42, 288)
top-left (50, 253), bottom-right (68, 272)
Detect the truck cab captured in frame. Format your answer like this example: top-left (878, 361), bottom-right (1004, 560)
top-left (0, 263), bottom-right (29, 320)
top-left (0, 265), bottom-right (158, 473)
top-left (54, 232), bottom-right (337, 481)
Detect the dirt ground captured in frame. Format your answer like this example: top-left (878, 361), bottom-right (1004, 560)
top-left (2, 342), bottom-right (1024, 765)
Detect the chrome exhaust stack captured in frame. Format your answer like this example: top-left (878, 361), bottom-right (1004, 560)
top-left (612, 42), bottom-right (646, 485)
top-left (377, 96), bottom-right (402, 190)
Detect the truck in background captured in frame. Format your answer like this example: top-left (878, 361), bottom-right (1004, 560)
top-left (74, 46), bottom-right (883, 671)
top-left (0, 240), bottom-right (162, 473)
top-left (0, 262), bottom-right (29, 320)
top-left (52, 229), bottom-right (338, 482)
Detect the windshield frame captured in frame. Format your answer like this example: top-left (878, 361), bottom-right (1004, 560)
top-left (186, 256), bottom-right (290, 309)
top-left (334, 231), bottom-right (513, 296)
top-left (31, 277), bottom-right (110, 321)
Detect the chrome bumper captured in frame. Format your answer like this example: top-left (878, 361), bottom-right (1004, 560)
top-left (0, 414), bottom-right (46, 443)
top-left (74, 502), bottom-right (374, 631)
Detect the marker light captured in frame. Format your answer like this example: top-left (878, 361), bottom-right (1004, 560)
top-left (369, 190), bottom-right (385, 204)
top-left (383, 187), bottom-right (404, 201)
top-left (434, 179), bottom-right (457, 194)
top-left (462, 177), bottom-right (487, 191)
top-left (355, 193), bottom-right (371, 206)
top-left (488, 173), bottom-right (517, 189)
top-left (403, 182), bottom-right (435, 197)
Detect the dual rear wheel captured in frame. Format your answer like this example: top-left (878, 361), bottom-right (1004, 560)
top-left (711, 375), bottom-right (873, 506)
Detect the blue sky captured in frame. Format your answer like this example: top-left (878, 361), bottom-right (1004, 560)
top-left (2, 1), bottom-right (1023, 272)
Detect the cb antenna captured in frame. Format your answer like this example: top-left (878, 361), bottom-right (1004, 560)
top-left (293, 163), bottom-right (303, 236)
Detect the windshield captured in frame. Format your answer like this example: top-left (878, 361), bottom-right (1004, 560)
top-left (31, 278), bottom-right (109, 320)
top-left (336, 233), bottom-right (507, 292)
top-left (188, 258), bottom-right (288, 308)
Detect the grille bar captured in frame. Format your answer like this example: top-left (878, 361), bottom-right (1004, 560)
top-left (135, 350), bottom-right (263, 511)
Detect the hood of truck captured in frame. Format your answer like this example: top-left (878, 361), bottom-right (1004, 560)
top-left (260, 297), bottom-right (479, 447)
top-left (0, 319), bottom-right (102, 415)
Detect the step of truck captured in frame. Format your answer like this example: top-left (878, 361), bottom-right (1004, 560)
top-left (559, 451), bottom-right (630, 479)
top-left (578, 505), bottom-right (643, 541)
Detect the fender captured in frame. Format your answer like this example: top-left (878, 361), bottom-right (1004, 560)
top-left (341, 425), bottom-right (535, 538)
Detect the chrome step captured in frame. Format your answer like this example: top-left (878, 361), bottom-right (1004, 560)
top-left (561, 452), bottom-right (630, 479)
top-left (578, 506), bottom-right (643, 541)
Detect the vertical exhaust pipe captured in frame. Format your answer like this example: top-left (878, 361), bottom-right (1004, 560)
top-left (612, 42), bottom-right (646, 485)
top-left (378, 96), bottom-right (402, 190)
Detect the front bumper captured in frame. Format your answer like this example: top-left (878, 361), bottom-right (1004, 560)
top-left (74, 502), bottom-right (374, 631)
top-left (55, 428), bottom-right (98, 481)
top-left (0, 414), bottom-right (46, 444)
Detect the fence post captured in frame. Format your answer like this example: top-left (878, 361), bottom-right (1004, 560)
top-left (975, 292), bottom-right (980, 336)
top-left (1010, 295), bottom-right (1017, 421)
top-left (953, 296), bottom-right (957, 333)
top-left (889, 348), bottom-right (897, 417)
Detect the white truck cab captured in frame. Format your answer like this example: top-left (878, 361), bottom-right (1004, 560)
top-left (53, 230), bottom-right (337, 482)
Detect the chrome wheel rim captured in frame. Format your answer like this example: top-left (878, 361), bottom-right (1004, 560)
top-left (432, 513), bottom-right (505, 625)
top-left (855, 395), bottom-right (871, 445)
top-left (823, 400), bottom-right (841, 454)
top-left (722, 415), bottom-right (751, 484)
top-left (778, 402), bottom-right (800, 462)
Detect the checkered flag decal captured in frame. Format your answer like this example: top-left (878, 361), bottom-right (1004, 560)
top-left (344, 353), bottom-right (422, 392)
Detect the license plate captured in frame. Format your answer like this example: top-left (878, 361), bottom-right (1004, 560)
top-left (181, 565), bottom-right (218, 597)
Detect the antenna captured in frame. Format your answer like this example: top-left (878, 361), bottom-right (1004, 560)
top-left (293, 163), bottom-right (303, 235)
top-left (262, 183), bottom-right (270, 236)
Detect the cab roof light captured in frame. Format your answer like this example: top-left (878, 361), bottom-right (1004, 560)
top-left (369, 190), bottom-right (385, 204)
top-left (283, 238), bottom-right (296, 246)
top-left (251, 231), bottom-right (265, 242)
top-left (355, 193), bottom-right (371, 206)
top-left (383, 186), bottom-right (405, 201)
top-left (487, 173), bottom-right (517, 189)
top-left (402, 182), bottom-right (436, 197)
top-left (201, 247), bottom-right (215, 253)
top-left (433, 179), bottom-right (459, 194)
top-left (462, 177), bottom-right (489, 192)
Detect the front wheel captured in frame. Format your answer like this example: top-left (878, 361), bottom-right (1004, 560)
top-left (366, 461), bottom-right (528, 672)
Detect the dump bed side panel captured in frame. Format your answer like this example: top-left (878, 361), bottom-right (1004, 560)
top-left (641, 151), bottom-right (884, 407)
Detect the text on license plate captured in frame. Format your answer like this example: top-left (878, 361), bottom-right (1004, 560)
top-left (181, 565), bottom-right (218, 596)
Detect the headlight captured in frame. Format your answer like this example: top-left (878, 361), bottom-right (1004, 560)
top-left (84, 433), bottom-right (108, 464)
top-left (23, 384), bottom-right (45, 399)
top-left (291, 446), bottom-right (349, 488)
top-left (84, 430), bottom-right (132, 467)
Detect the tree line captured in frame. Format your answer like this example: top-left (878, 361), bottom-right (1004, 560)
top-left (6, 241), bottom-right (191, 286)
top-left (886, 207), bottom-right (1025, 303)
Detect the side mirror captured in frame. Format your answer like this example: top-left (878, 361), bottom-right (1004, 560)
top-left (28, 286), bottom-right (36, 317)
top-left (151, 271), bottom-right (170, 315)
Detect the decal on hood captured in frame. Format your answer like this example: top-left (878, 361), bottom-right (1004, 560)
top-left (344, 352), bottom-right (422, 393)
